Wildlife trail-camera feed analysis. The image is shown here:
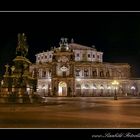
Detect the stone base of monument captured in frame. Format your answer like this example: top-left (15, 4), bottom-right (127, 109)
top-left (0, 91), bottom-right (42, 104)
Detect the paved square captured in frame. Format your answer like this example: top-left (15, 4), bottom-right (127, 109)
top-left (0, 97), bottom-right (140, 128)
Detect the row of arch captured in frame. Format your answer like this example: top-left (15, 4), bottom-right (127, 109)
top-left (76, 83), bottom-right (138, 90)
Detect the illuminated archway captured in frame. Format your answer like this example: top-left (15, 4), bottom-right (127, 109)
top-left (58, 81), bottom-right (67, 96)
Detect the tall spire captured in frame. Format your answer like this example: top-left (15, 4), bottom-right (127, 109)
top-left (16, 33), bottom-right (28, 57)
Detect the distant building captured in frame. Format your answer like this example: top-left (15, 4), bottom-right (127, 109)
top-left (30, 38), bottom-right (140, 97)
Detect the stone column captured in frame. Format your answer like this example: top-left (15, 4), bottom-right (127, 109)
top-left (90, 67), bottom-right (92, 77)
top-left (70, 64), bottom-right (72, 76)
top-left (96, 68), bottom-right (99, 77)
top-left (82, 68), bottom-right (84, 77)
top-left (39, 69), bottom-right (42, 78)
top-left (109, 69), bottom-right (112, 77)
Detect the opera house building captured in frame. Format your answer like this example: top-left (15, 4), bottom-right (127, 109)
top-left (30, 38), bottom-right (140, 97)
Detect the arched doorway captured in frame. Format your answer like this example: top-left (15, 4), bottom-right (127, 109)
top-left (58, 81), bottom-right (67, 96)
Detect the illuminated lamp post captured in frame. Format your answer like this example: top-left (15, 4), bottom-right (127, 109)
top-left (112, 80), bottom-right (119, 100)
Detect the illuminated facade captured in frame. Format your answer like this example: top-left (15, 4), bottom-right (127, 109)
top-left (30, 38), bottom-right (140, 97)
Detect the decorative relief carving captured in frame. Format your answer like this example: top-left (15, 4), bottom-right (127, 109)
top-left (58, 56), bottom-right (69, 63)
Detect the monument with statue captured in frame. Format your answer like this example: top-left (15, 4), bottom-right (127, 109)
top-left (0, 33), bottom-right (40, 103)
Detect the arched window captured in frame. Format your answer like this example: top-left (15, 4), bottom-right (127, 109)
top-left (76, 84), bottom-right (81, 89)
top-left (93, 70), bottom-right (97, 77)
top-left (100, 85), bottom-right (104, 89)
top-left (100, 71), bottom-right (104, 77)
top-left (84, 69), bottom-right (89, 77)
top-left (42, 85), bottom-right (46, 89)
top-left (93, 84), bottom-right (97, 89)
top-left (85, 84), bottom-right (89, 89)
top-left (42, 70), bottom-right (46, 78)
top-left (106, 71), bottom-right (110, 77)
top-left (88, 54), bottom-right (90, 58)
top-left (100, 85), bottom-right (104, 95)
top-left (76, 69), bottom-right (80, 76)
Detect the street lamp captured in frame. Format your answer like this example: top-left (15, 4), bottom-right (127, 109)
top-left (112, 80), bottom-right (119, 100)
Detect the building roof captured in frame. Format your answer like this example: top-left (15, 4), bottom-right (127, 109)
top-left (69, 43), bottom-right (96, 51)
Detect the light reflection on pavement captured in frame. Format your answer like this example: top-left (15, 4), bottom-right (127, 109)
top-left (0, 97), bottom-right (140, 128)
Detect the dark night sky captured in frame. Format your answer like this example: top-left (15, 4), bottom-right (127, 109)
top-left (0, 12), bottom-right (140, 78)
